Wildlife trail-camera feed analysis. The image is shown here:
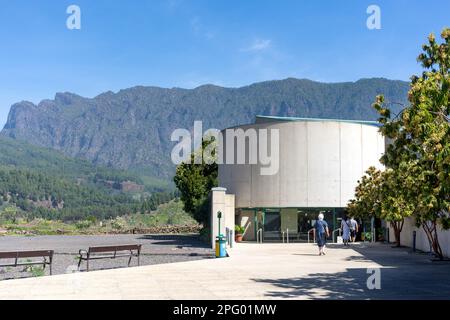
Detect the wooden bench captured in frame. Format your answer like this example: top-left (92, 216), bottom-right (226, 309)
top-left (78, 244), bottom-right (142, 272)
top-left (0, 250), bottom-right (54, 275)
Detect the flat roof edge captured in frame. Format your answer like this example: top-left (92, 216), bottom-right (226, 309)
top-left (255, 115), bottom-right (381, 126)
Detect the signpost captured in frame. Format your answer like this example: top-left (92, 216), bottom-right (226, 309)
top-left (215, 211), bottom-right (226, 258)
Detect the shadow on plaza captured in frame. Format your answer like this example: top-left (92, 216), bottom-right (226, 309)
top-left (253, 244), bottom-right (450, 299)
top-left (252, 268), bottom-right (377, 299)
top-left (326, 243), bottom-right (433, 266)
top-left (138, 234), bottom-right (211, 248)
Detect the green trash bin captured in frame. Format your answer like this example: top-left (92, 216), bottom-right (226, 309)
top-left (215, 235), bottom-right (227, 258)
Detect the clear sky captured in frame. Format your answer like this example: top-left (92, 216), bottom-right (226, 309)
top-left (0, 0), bottom-right (449, 127)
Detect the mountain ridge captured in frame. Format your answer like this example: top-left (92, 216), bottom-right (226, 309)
top-left (4, 77), bottom-right (405, 114)
top-left (1, 77), bottom-right (410, 179)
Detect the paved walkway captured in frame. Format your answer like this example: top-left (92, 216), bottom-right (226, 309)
top-left (1, 242), bottom-right (449, 299)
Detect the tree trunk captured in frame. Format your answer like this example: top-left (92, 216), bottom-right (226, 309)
top-left (422, 220), bottom-right (444, 260)
top-left (390, 220), bottom-right (404, 247)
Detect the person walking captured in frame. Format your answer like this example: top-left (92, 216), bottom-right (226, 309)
top-left (315, 213), bottom-right (329, 256)
top-left (349, 217), bottom-right (359, 242)
top-left (341, 215), bottom-right (351, 246)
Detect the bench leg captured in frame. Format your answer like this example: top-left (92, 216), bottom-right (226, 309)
top-left (43, 257), bottom-right (52, 276)
top-left (128, 255), bottom-right (132, 267)
top-left (77, 257), bottom-right (82, 270)
top-left (86, 259), bottom-right (89, 272)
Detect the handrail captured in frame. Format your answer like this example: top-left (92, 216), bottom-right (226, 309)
top-left (332, 228), bottom-right (342, 243)
top-left (257, 228), bottom-right (263, 243)
top-left (307, 228), bottom-right (316, 243)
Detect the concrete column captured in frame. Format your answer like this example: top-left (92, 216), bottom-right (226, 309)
top-left (210, 187), bottom-right (235, 249)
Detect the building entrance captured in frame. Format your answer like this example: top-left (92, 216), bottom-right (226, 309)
top-left (263, 211), bottom-right (281, 241)
top-left (246, 208), bottom-right (345, 243)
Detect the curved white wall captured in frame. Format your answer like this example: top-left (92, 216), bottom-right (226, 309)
top-left (218, 119), bottom-right (385, 209)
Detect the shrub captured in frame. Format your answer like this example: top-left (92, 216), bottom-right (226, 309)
top-left (75, 220), bottom-right (92, 230)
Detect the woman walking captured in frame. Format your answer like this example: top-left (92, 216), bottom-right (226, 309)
top-left (341, 215), bottom-right (351, 246)
top-left (315, 213), bottom-right (329, 256)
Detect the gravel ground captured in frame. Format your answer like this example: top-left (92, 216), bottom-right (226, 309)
top-left (0, 234), bottom-right (214, 281)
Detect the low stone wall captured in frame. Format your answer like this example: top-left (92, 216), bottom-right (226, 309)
top-left (127, 225), bottom-right (202, 235)
top-left (0, 225), bottom-right (202, 236)
top-left (387, 217), bottom-right (450, 258)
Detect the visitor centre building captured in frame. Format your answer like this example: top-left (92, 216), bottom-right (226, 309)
top-left (210, 115), bottom-right (385, 245)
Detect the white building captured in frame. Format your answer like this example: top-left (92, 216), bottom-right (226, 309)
top-left (211, 115), bottom-right (385, 246)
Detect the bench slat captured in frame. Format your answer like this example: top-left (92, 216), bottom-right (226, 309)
top-left (79, 244), bottom-right (142, 272)
top-left (88, 245), bottom-right (141, 253)
top-left (0, 250), bottom-right (53, 259)
top-left (80, 253), bottom-right (139, 260)
top-left (0, 261), bottom-right (51, 267)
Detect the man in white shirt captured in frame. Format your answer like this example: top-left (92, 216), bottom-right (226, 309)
top-left (349, 217), bottom-right (359, 242)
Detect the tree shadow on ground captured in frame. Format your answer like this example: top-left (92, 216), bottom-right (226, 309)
top-left (252, 269), bottom-right (374, 299)
top-left (253, 267), bottom-right (450, 300)
top-left (138, 234), bottom-right (210, 248)
top-left (342, 255), bottom-right (373, 262)
top-left (253, 243), bottom-right (450, 299)
top-left (326, 243), bottom-right (432, 266)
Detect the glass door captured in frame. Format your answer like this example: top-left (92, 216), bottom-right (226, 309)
top-left (264, 211), bottom-right (281, 241)
top-left (297, 210), bottom-right (315, 242)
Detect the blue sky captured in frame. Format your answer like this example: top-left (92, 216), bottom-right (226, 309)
top-left (0, 0), bottom-right (449, 127)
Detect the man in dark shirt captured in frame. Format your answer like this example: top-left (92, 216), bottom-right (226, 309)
top-left (315, 213), bottom-right (330, 256)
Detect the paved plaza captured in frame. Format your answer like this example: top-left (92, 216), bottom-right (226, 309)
top-left (0, 242), bottom-right (449, 299)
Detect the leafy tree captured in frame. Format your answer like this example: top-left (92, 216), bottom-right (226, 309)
top-left (371, 28), bottom-right (450, 259)
top-left (173, 138), bottom-right (218, 225)
top-left (348, 166), bottom-right (415, 246)
top-left (0, 206), bottom-right (18, 223)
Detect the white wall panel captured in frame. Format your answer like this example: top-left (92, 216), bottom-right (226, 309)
top-left (219, 119), bottom-right (384, 209)
top-left (307, 122), bottom-right (340, 207)
top-left (340, 124), bottom-right (363, 207)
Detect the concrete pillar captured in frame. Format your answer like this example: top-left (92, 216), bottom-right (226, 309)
top-left (210, 187), bottom-right (235, 249)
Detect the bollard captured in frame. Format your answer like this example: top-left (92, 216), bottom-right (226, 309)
top-left (413, 231), bottom-right (416, 252)
top-left (230, 229), bottom-right (234, 248)
top-left (225, 227), bottom-right (230, 245)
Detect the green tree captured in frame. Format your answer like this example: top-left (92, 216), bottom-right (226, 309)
top-left (372, 28), bottom-right (450, 259)
top-left (348, 167), bottom-right (415, 247)
top-left (1, 206), bottom-right (19, 223)
top-left (173, 138), bottom-right (218, 225)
